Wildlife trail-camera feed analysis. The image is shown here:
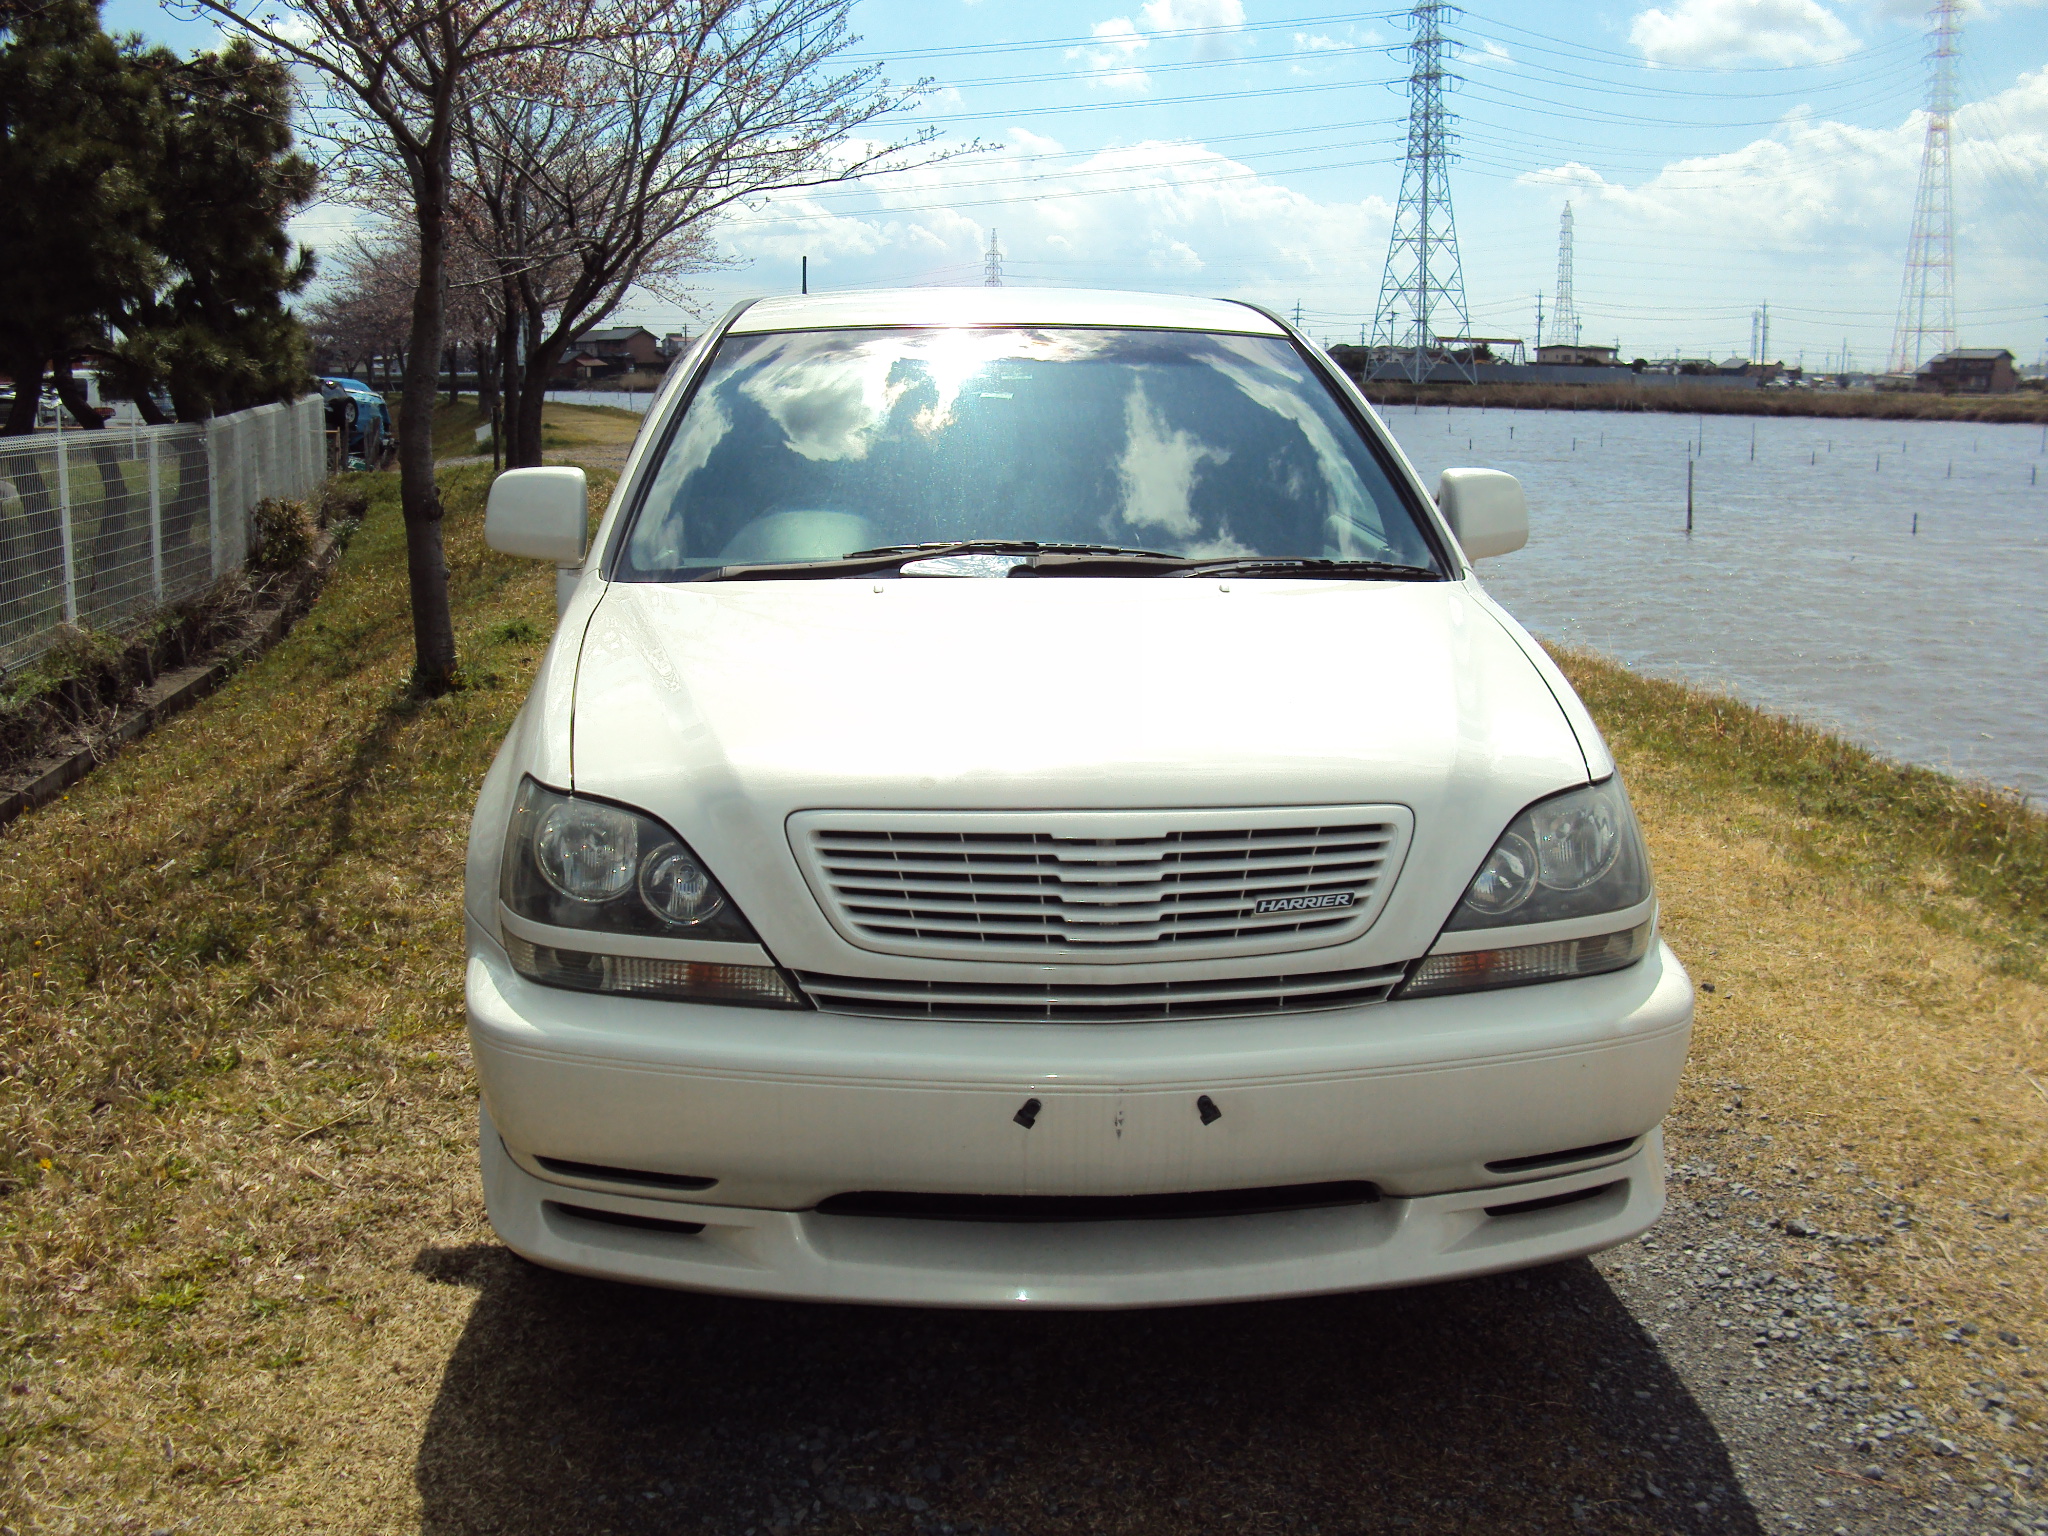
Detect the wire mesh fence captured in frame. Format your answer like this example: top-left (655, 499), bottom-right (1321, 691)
top-left (0, 398), bottom-right (325, 674)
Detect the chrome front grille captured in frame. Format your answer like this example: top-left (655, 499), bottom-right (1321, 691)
top-left (788, 807), bottom-right (1412, 962)
top-left (796, 963), bottom-right (1410, 1023)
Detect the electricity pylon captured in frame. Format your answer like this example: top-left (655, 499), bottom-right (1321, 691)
top-left (1550, 202), bottom-right (1578, 351)
top-left (1370, 2), bottom-right (1474, 383)
top-left (1887, 0), bottom-right (1961, 374)
top-left (983, 229), bottom-right (1004, 287)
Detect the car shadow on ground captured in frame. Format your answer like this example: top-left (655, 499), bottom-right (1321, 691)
top-left (411, 1243), bottom-right (1761, 1536)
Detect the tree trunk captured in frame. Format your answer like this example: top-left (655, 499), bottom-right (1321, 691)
top-left (474, 334), bottom-right (497, 424)
top-left (3, 356), bottom-right (45, 435)
top-left (398, 165), bottom-right (458, 692)
top-left (50, 362), bottom-right (104, 430)
top-left (85, 433), bottom-right (144, 612)
top-left (510, 316), bottom-right (570, 469)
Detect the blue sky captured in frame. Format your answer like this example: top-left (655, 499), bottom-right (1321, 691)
top-left (105, 0), bottom-right (2048, 367)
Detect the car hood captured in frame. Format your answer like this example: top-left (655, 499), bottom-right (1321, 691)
top-left (565, 576), bottom-right (1592, 969)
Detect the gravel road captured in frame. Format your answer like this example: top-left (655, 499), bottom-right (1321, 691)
top-left (409, 1170), bottom-right (2041, 1536)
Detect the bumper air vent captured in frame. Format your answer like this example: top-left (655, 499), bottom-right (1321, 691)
top-left (1484, 1181), bottom-right (1625, 1220)
top-left (814, 1182), bottom-right (1380, 1223)
top-left (534, 1156), bottom-right (719, 1193)
top-left (790, 806), bottom-right (1412, 963)
top-left (796, 962), bottom-right (1410, 1024)
top-left (1485, 1138), bottom-right (1637, 1175)
top-left (545, 1202), bottom-right (706, 1237)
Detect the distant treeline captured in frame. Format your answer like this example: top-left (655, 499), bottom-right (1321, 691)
top-left (1358, 380), bottom-right (2048, 424)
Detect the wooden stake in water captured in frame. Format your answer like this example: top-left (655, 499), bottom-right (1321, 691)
top-left (1686, 458), bottom-right (1694, 534)
top-left (1750, 423), bottom-right (1756, 461)
top-left (1947, 459), bottom-right (1952, 478)
top-left (1913, 511), bottom-right (1918, 535)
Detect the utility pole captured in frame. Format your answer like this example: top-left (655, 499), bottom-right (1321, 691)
top-left (1889, 0), bottom-right (1961, 373)
top-left (1292, 300), bottom-right (1305, 330)
top-left (983, 229), bottom-right (1003, 286)
top-left (1370, 1), bottom-right (1474, 383)
top-left (1534, 291), bottom-right (1544, 352)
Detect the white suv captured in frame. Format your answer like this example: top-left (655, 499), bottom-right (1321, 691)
top-left (463, 287), bottom-right (1692, 1308)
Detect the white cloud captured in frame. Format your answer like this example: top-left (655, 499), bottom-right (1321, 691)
top-left (1069, 0), bottom-right (1249, 89)
top-left (1629, 0), bottom-right (1859, 66)
top-left (1068, 17), bottom-right (1151, 92)
top-left (1459, 39), bottom-right (1514, 67)
top-left (1509, 67), bottom-right (2048, 324)
top-left (1139, 0), bottom-right (1247, 58)
top-left (711, 137), bottom-right (1393, 313)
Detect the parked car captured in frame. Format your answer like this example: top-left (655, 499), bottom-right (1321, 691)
top-left (317, 376), bottom-right (392, 466)
top-left (464, 288), bottom-right (1693, 1308)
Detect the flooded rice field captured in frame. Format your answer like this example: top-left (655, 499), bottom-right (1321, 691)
top-left (1381, 405), bottom-right (2048, 802)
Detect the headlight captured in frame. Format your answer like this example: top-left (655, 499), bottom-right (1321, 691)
top-left (500, 777), bottom-right (760, 944)
top-left (1442, 777), bottom-right (1650, 932)
top-left (1400, 777), bottom-right (1654, 1000)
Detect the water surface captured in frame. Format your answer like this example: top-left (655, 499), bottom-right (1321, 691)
top-left (1381, 405), bottom-right (2048, 801)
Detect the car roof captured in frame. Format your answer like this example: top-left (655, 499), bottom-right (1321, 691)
top-left (728, 287), bottom-right (1287, 337)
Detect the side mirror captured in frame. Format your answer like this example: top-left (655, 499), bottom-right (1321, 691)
top-left (1436, 468), bottom-right (1529, 560)
top-left (485, 467), bottom-right (589, 565)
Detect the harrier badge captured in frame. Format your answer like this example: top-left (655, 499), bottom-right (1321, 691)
top-left (1254, 893), bottom-right (1356, 915)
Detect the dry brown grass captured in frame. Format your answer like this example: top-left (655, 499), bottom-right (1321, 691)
top-left (0, 495), bottom-right (2042, 1529)
top-left (0, 464), bottom-right (590, 1530)
top-left (1557, 648), bottom-right (2048, 1464)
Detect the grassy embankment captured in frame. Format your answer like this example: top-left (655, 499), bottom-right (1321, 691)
top-left (409, 396), bottom-right (646, 467)
top-left (0, 442), bottom-right (2042, 1526)
top-left (1361, 378), bottom-right (2048, 423)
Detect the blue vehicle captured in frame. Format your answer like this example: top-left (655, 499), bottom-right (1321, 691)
top-left (317, 376), bottom-right (394, 467)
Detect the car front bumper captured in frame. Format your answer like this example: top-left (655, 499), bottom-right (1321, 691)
top-left (466, 925), bottom-right (1691, 1307)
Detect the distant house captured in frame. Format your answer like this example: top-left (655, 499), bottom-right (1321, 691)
top-left (552, 325), bottom-right (664, 381)
top-left (1915, 348), bottom-right (2018, 395)
top-left (1535, 343), bottom-right (1620, 366)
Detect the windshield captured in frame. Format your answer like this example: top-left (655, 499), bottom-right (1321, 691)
top-left (613, 326), bottom-right (1441, 579)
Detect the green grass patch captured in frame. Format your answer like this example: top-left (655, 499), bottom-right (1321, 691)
top-left (1552, 646), bottom-right (2047, 972)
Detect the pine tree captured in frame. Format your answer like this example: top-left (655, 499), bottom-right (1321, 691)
top-left (0, 0), bottom-right (159, 432)
top-left (0, 3), bottom-right (316, 435)
top-left (104, 38), bottom-right (317, 423)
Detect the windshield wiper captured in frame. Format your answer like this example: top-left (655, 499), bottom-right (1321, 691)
top-left (1168, 558), bottom-right (1443, 581)
top-left (683, 540), bottom-right (1181, 583)
top-left (845, 540), bottom-right (1178, 561)
top-left (680, 543), bottom-right (1443, 583)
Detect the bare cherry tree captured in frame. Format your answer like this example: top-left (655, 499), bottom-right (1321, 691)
top-left (457, 1), bottom-right (938, 466)
top-left (184, 0), bottom-right (659, 688)
top-left (304, 233), bottom-right (414, 384)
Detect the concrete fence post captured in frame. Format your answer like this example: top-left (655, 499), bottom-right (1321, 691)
top-left (208, 417), bottom-right (223, 578)
top-left (55, 428), bottom-right (77, 625)
top-left (149, 431), bottom-right (163, 603)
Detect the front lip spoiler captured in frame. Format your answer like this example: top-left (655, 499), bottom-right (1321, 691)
top-left (480, 1104), bottom-right (1669, 1309)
